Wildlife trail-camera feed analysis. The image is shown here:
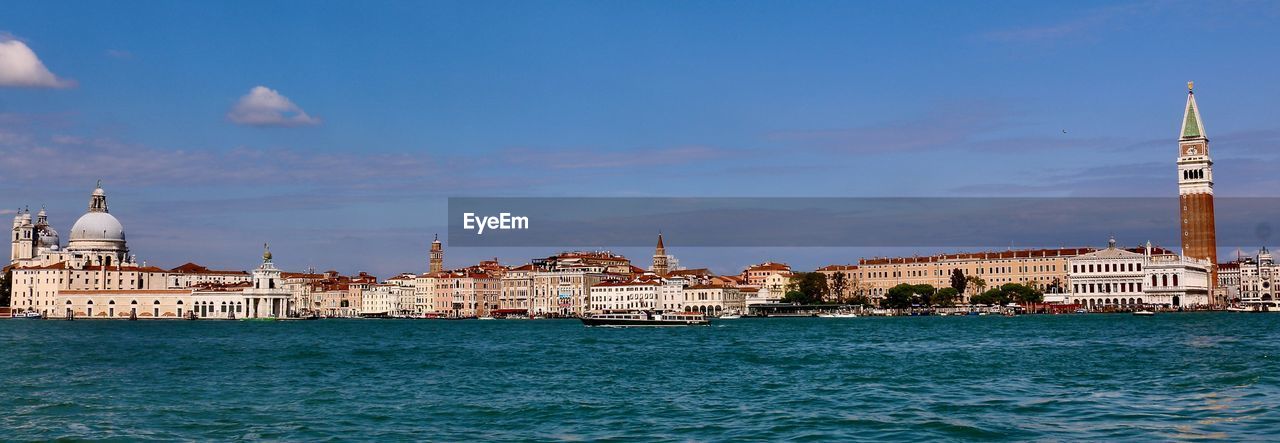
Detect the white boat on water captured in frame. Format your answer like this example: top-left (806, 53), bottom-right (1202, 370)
top-left (718, 314), bottom-right (742, 319)
top-left (477, 316), bottom-right (496, 320)
top-left (1133, 310), bottom-right (1156, 316)
top-left (1226, 305), bottom-right (1253, 312)
top-left (12, 312), bottom-right (43, 319)
top-left (817, 312), bottom-right (858, 318)
top-left (581, 311), bottom-right (709, 327)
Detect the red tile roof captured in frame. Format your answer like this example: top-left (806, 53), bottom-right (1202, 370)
top-left (170, 262), bottom-right (248, 275)
top-left (746, 262), bottom-right (791, 272)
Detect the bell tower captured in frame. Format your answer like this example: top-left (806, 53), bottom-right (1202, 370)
top-left (11, 208), bottom-right (35, 263)
top-left (652, 233), bottom-right (669, 277)
top-left (1177, 81), bottom-right (1217, 286)
top-left (429, 234), bottom-right (443, 274)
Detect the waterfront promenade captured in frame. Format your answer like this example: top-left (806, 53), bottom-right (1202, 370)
top-left (2, 313), bottom-right (1276, 441)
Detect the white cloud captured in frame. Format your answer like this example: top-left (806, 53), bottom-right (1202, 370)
top-left (226, 86), bottom-right (321, 127)
top-left (0, 37), bottom-right (75, 88)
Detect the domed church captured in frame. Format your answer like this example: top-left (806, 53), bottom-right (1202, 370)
top-left (11, 182), bottom-right (136, 268)
top-left (67, 182), bottom-right (131, 266)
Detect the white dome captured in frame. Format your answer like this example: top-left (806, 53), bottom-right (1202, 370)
top-left (69, 212), bottom-right (126, 242)
top-left (38, 227), bottom-right (60, 248)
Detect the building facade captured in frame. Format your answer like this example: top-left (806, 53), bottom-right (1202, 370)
top-left (1068, 238), bottom-right (1211, 309)
top-left (855, 248), bottom-right (1094, 305)
top-left (682, 284), bottom-right (744, 314)
top-left (1231, 248), bottom-right (1278, 307)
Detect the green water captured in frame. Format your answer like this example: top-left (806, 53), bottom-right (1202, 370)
top-left (2, 313), bottom-right (1277, 441)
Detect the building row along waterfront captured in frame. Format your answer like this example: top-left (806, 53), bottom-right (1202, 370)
top-left (1217, 247), bottom-right (1280, 308)
top-left (7, 184), bottom-right (388, 319)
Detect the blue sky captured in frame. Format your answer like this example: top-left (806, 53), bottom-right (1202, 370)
top-left (2, 1), bottom-right (1279, 276)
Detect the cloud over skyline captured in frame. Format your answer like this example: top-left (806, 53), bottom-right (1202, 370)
top-left (226, 86), bottom-right (321, 127)
top-left (0, 36), bottom-right (75, 88)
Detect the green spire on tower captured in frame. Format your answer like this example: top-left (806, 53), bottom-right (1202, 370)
top-left (1182, 101), bottom-right (1201, 138)
top-left (1181, 81), bottom-right (1205, 139)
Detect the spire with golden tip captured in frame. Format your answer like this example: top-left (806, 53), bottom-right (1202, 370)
top-left (1181, 81), bottom-right (1206, 139)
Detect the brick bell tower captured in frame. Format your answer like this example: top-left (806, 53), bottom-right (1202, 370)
top-left (652, 233), bottom-right (668, 277)
top-left (429, 234), bottom-right (443, 274)
top-left (1177, 81), bottom-right (1217, 287)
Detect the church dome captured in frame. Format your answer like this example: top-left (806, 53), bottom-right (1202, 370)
top-left (38, 227), bottom-right (60, 249)
top-left (69, 212), bottom-right (125, 242)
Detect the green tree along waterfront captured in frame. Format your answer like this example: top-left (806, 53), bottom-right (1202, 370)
top-left (950, 268), bottom-right (967, 295)
top-left (934, 287), bottom-right (959, 307)
top-left (882, 284), bottom-right (936, 309)
top-left (783, 272), bottom-right (829, 305)
top-left (971, 283), bottom-right (1045, 306)
top-left (827, 272), bottom-right (849, 303)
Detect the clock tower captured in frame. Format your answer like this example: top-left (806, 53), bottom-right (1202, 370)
top-left (1177, 81), bottom-right (1217, 288)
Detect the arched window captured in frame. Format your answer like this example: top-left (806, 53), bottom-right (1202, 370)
top-left (130, 300), bottom-right (138, 305)
top-left (153, 300), bottom-right (160, 305)
top-left (1162, 275), bottom-right (1168, 286)
top-left (1172, 275), bottom-right (1179, 286)
top-left (87, 300), bottom-right (93, 305)
top-left (1152, 275), bottom-right (1158, 286)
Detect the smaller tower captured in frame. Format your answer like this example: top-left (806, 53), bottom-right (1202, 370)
top-left (252, 243), bottom-right (280, 290)
top-left (10, 208), bottom-right (35, 263)
top-left (652, 233), bottom-right (669, 277)
top-left (245, 243), bottom-right (288, 318)
top-left (429, 234), bottom-right (444, 274)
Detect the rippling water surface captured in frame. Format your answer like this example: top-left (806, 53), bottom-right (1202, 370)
top-left (2, 313), bottom-right (1279, 441)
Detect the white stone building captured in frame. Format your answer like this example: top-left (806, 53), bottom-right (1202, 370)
top-left (9, 184), bottom-right (171, 317)
top-left (360, 283), bottom-right (399, 317)
top-left (1233, 248), bottom-right (1278, 306)
top-left (1068, 238), bottom-right (1211, 309)
top-left (744, 285), bottom-right (782, 308)
top-left (590, 279), bottom-right (661, 312)
top-left (682, 284), bottom-right (745, 315)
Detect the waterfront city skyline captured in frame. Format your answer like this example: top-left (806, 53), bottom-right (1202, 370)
top-left (7, 3), bottom-right (1280, 441)
top-left (3, 1), bottom-right (1280, 277)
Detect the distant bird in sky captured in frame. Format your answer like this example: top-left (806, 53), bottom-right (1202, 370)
top-left (1062, 129), bottom-right (1068, 134)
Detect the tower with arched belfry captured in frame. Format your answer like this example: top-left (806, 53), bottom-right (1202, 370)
top-left (1177, 82), bottom-right (1218, 288)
